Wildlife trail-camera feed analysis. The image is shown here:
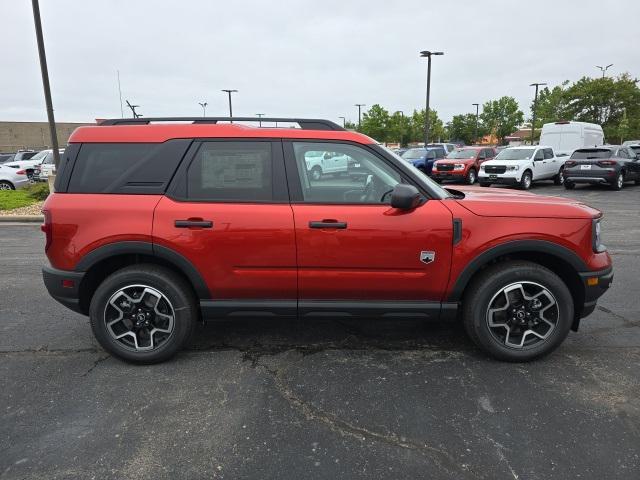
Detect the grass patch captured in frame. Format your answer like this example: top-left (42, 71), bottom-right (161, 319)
top-left (0, 184), bottom-right (49, 211)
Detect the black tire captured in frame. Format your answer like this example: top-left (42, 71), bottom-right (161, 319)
top-left (564, 181), bottom-right (575, 190)
top-left (0, 180), bottom-right (15, 190)
top-left (462, 261), bottom-right (574, 362)
top-left (611, 171), bottom-right (624, 190)
top-left (89, 264), bottom-right (197, 364)
top-left (479, 181), bottom-right (491, 187)
top-left (519, 170), bottom-right (532, 190)
top-left (310, 166), bottom-right (322, 181)
top-left (466, 168), bottom-right (477, 185)
top-left (554, 168), bottom-right (565, 185)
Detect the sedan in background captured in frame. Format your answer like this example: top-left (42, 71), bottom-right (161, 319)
top-left (564, 146), bottom-right (640, 190)
top-left (431, 146), bottom-right (496, 184)
top-left (0, 153), bottom-right (15, 164)
top-left (0, 164), bottom-right (30, 190)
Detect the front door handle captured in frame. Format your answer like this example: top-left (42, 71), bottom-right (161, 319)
top-left (309, 220), bottom-right (347, 229)
top-left (175, 219), bottom-right (213, 228)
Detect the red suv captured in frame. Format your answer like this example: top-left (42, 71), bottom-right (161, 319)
top-left (431, 146), bottom-right (496, 185)
top-left (42, 117), bottom-right (613, 363)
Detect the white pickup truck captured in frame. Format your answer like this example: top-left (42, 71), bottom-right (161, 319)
top-left (478, 146), bottom-right (566, 190)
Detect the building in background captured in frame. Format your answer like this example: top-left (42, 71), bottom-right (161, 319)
top-left (0, 121), bottom-right (91, 152)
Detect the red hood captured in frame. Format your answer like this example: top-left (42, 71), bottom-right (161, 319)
top-left (450, 186), bottom-right (601, 219)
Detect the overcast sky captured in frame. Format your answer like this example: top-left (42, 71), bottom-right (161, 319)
top-left (2, 0), bottom-right (638, 126)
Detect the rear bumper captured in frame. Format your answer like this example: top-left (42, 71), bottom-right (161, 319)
top-left (565, 169), bottom-right (616, 184)
top-left (42, 265), bottom-right (86, 315)
top-left (578, 266), bottom-right (614, 318)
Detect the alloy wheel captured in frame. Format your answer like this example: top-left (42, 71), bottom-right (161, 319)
top-left (617, 173), bottom-right (624, 189)
top-left (486, 281), bottom-right (559, 349)
top-left (0, 181), bottom-right (13, 190)
top-left (104, 284), bottom-right (175, 351)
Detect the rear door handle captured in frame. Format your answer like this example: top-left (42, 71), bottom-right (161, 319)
top-left (309, 220), bottom-right (347, 229)
top-left (175, 219), bottom-right (213, 228)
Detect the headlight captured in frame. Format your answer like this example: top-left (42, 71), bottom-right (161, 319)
top-left (454, 164), bottom-right (465, 170)
top-left (592, 218), bottom-right (606, 252)
top-left (480, 165), bottom-right (485, 171)
top-left (506, 165), bottom-right (520, 171)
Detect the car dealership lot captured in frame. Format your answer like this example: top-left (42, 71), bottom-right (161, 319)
top-left (1, 184), bottom-right (639, 479)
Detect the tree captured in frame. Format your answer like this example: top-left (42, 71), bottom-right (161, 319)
top-left (480, 97), bottom-right (524, 145)
top-left (531, 82), bottom-right (570, 127)
top-left (447, 113), bottom-right (486, 145)
top-left (344, 120), bottom-right (357, 130)
top-left (387, 112), bottom-right (412, 146)
top-left (408, 109), bottom-right (445, 143)
top-left (359, 104), bottom-right (390, 142)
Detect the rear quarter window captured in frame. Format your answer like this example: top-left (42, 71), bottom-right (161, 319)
top-left (67, 140), bottom-right (191, 194)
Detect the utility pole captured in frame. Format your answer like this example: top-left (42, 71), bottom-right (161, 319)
top-left (338, 116), bottom-right (346, 128)
top-left (31, 0), bottom-right (60, 170)
top-left (256, 113), bottom-right (265, 127)
top-left (198, 101), bottom-right (208, 117)
top-left (222, 89), bottom-right (237, 122)
top-left (420, 50), bottom-right (444, 145)
top-left (596, 64), bottom-right (613, 78)
top-left (355, 104), bottom-right (365, 128)
top-left (529, 83), bottom-right (546, 145)
top-left (472, 103), bottom-right (480, 144)
top-left (126, 100), bottom-right (141, 118)
top-left (396, 110), bottom-right (405, 146)
top-left (117, 70), bottom-right (124, 118)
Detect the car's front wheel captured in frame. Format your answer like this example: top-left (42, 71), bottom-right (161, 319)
top-left (519, 170), bottom-right (532, 190)
top-left (89, 264), bottom-right (197, 364)
top-left (462, 261), bottom-right (573, 362)
top-left (466, 168), bottom-right (477, 185)
top-left (310, 166), bottom-right (322, 181)
top-left (0, 180), bottom-right (14, 190)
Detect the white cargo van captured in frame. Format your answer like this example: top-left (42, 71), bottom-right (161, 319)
top-left (539, 121), bottom-right (603, 157)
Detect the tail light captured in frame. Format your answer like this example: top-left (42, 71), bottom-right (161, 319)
top-left (16, 169), bottom-right (26, 175)
top-left (597, 160), bottom-right (617, 167)
top-left (565, 161), bottom-right (576, 167)
top-left (41, 210), bottom-right (52, 251)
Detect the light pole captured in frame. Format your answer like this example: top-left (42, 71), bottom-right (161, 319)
top-left (222, 89), bottom-right (238, 121)
top-left (396, 110), bottom-right (405, 146)
top-left (198, 101), bottom-right (208, 117)
top-left (596, 64), bottom-right (613, 78)
top-left (472, 103), bottom-right (480, 144)
top-left (355, 104), bottom-right (366, 128)
top-left (529, 83), bottom-right (546, 145)
top-left (338, 116), bottom-right (346, 128)
top-left (256, 113), bottom-right (265, 127)
top-left (420, 50), bottom-right (444, 146)
top-left (31, 0), bottom-right (60, 170)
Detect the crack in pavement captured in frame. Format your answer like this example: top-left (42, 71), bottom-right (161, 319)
top-left (81, 355), bottom-right (110, 377)
top-left (584, 306), bottom-right (640, 335)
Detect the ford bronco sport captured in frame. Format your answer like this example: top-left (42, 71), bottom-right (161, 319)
top-left (42, 117), bottom-right (613, 364)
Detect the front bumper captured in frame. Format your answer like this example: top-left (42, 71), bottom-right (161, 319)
top-left (432, 170), bottom-right (465, 181)
top-left (578, 266), bottom-right (614, 319)
top-left (478, 174), bottom-right (520, 185)
top-left (42, 265), bottom-right (86, 314)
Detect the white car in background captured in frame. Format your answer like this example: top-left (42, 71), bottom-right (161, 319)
top-left (479, 146), bottom-right (565, 190)
top-left (304, 150), bottom-right (350, 180)
top-left (0, 164), bottom-right (30, 190)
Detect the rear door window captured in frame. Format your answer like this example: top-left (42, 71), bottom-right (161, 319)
top-left (543, 148), bottom-right (554, 159)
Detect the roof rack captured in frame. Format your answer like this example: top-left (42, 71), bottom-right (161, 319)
top-left (98, 117), bottom-right (345, 131)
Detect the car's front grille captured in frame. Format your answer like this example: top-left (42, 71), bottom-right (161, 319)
top-left (485, 165), bottom-right (506, 174)
top-left (438, 164), bottom-right (454, 171)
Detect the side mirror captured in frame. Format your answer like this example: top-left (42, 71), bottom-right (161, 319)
top-left (390, 184), bottom-right (422, 210)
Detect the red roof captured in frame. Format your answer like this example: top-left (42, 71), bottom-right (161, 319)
top-left (68, 123), bottom-right (376, 144)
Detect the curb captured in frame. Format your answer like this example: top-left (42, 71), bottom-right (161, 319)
top-left (0, 215), bottom-right (44, 223)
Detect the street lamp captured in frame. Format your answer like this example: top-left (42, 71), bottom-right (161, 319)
top-left (395, 111), bottom-right (405, 146)
top-left (221, 89), bottom-right (238, 121)
top-left (529, 83), bottom-right (546, 145)
top-left (256, 113), bottom-right (265, 127)
top-left (472, 103), bottom-right (480, 144)
top-left (355, 104), bottom-right (366, 128)
top-left (338, 116), bottom-right (346, 127)
top-left (420, 50), bottom-right (444, 145)
top-left (31, 0), bottom-right (60, 170)
top-left (198, 101), bottom-right (208, 117)
top-left (596, 64), bottom-right (613, 78)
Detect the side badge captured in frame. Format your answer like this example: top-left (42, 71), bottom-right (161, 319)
top-left (420, 251), bottom-right (435, 264)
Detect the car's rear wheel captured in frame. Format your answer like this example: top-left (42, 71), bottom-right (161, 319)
top-left (89, 264), bottom-right (197, 364)
top-left (554, 168), bottom-right (565, 185)
top-left (462, 261), bottom-right (573, 362)
top-left (0, 181), bottom-right (14, 190)
top-left (611, 172), bottom-right (624, 190)
top-left (519, 171), bottom-right (532, 190)
top-left (466, 168), bottom-right (477, 185)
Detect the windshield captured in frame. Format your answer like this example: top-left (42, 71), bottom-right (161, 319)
top-left (570, 149), bottom-right (613, 160)
top-left (447, 149), bottom-right (477, 159)
top-left (28, 150), bottom-right (49, 162)
top-left (629, 146), bottom-right (640, 155)
top-left (494, 148), bottom-right (535, 161)
top-left (401, 148), bottom-right (425, 160)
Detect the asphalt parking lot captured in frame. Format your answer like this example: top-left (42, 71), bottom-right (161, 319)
top-left (1, 183), bottom-right (639, 480)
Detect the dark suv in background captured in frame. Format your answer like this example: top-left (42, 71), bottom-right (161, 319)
top-left (564, 145), bottom-right (640, 190)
